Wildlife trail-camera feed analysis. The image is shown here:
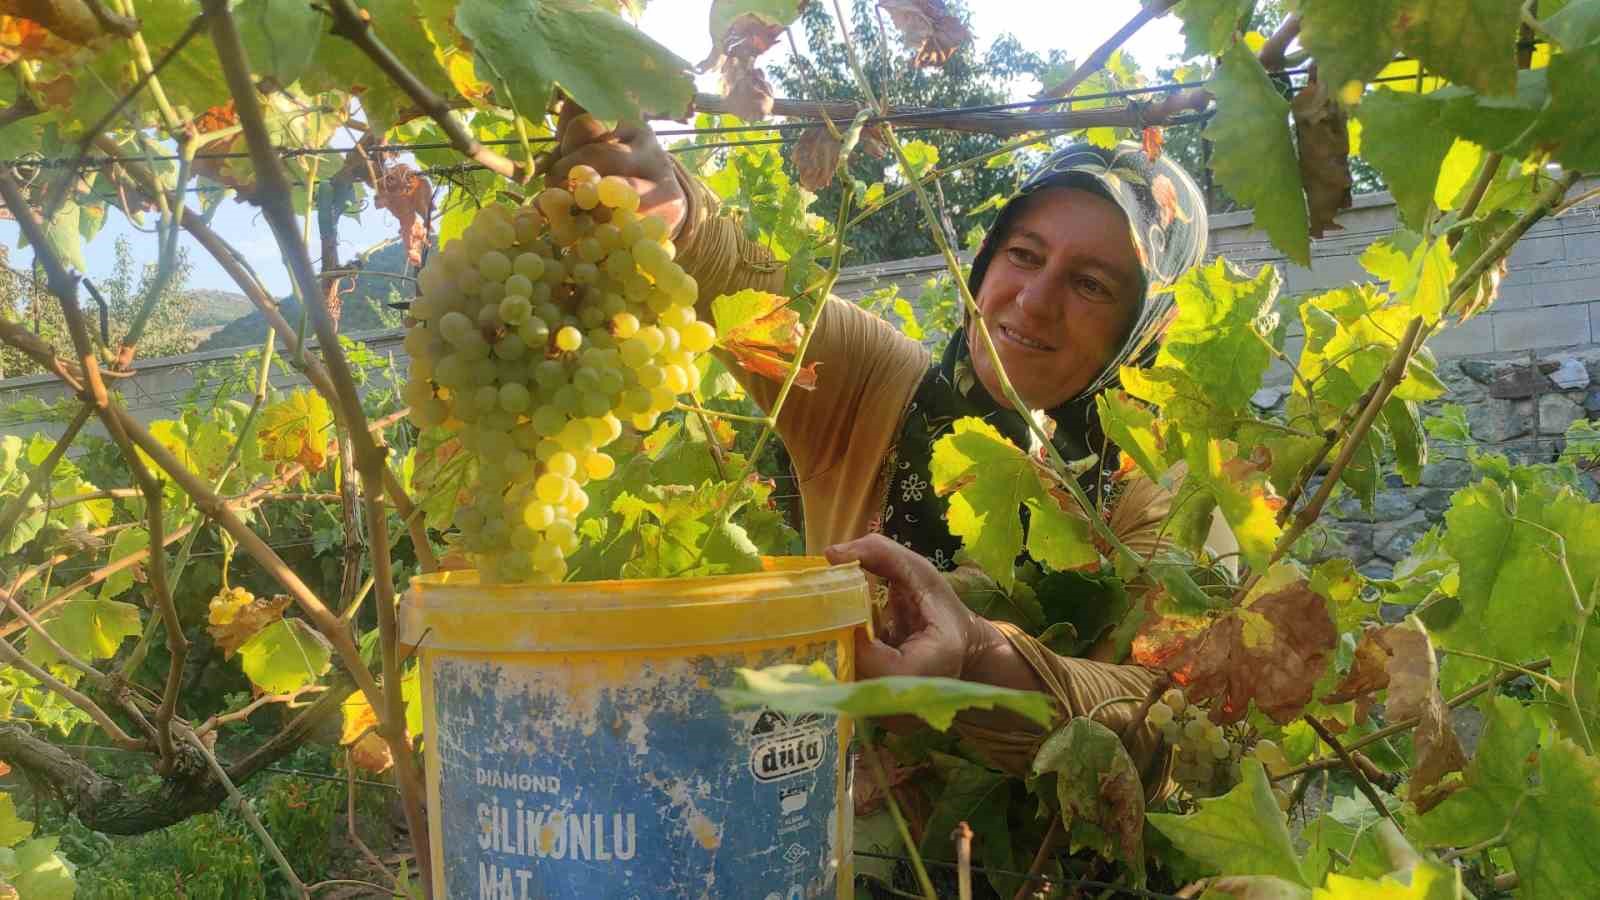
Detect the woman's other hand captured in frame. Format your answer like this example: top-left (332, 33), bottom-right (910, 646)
top-left (825, 534), bottom-right (995, 681)
top-left (545, 102), bottom-right (688, 239)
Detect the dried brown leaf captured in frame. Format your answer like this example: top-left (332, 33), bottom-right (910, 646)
top-left (207, 589), bottom-right (292, 658)
top-left (876, 0), bottom-right (971, 67)
top-left (1132, 580), bottom-right (1337, 724)
top-left (1142, 126), bottom-right (1165, 162)
top-left (1291, 77), bottom-right (1353, 238)
top-left (374, 163), bottom-right (434, 268)
top-left (791, 125), bottom-right (841, 190)
top-left (720, 55), bottom-right (774, 122)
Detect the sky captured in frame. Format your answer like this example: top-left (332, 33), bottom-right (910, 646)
top-left (2, 1), bottom-right (1187, 298)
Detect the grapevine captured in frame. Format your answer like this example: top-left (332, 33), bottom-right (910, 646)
top-left (0, 0), bottom-right (1596, 897)
top-left (402, 166), bottom-right (716, 583)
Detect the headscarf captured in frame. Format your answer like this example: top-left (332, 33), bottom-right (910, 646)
top-left (877, 142), bottom-right (1209, 570)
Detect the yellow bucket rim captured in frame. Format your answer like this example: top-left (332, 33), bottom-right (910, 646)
top-left (400, 557), bottom-right (870, 653)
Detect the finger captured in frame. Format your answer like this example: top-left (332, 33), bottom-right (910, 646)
top-left (548, 143), bottom-right (648, 182)
top-left (826, 534), bottom-right (943, 595)
top-left (555, 99), bottom-right (591, 137)
top-left (853, 628), bottom-right (906, 680)
top-left (559, 112), bottom-right (616, 156)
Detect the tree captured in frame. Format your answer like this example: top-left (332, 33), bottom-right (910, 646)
top-left (767, 0), bottom-right (1062, 262)
top-left (0, 237), bottom-right (197, 379)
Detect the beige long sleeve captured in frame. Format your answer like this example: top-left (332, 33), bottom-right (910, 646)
top-left (670, 160), bottom-right (930, 553)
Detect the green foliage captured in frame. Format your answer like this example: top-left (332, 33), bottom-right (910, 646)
top-left (720, 661), bottom-right (1054, 730)
top-left (1203, 44), bottom-right (1309, 265)
top-left (238, 618), bottom-right (335, 694)
top-left (1148, 760), bottom-right (1308, 884)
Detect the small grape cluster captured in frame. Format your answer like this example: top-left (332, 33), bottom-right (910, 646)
top-left (402, 166), bottom-right (716, 584)
top-left (1148, 688), bottom-right (1243, 798)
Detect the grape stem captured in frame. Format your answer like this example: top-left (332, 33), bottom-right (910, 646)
top-left (1271, 657), bottom-right (1552, 782)
top-left (1303, 714), bottom-right (1399, 829)
top-left (862, 728), bottom-right (938, 900)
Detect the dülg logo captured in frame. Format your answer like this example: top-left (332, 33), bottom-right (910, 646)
top-left (748, 710), bottom-right (826, 783)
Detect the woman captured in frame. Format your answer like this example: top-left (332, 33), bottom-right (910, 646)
top-left (546, 109), bottom-right (1218, 779)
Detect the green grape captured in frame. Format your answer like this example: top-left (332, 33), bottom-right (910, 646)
top-left (662, 364), bottom-right (690, 394)
top-left (1159, 720), bottom-right (1182, 744)
top-left (639, 215), bottom-right (668, 243)
top-left (514, 252), bottom-right (547, 281)
top-left (553, 384), bottom-right (581, 415)
top-left (535, 473), bottom-right (569, 504)
top-left (555, 326), bottom-right (583, 352)
top-left (410, 395), bottom-right (448, 428)
top-left (1162, 689), bottom-right (1187, 714)
top-left (523, 501), bottom-right (556, 531)
top-left (1146, 702), bottom-right (1174, 727)
top-left (584, 452), bottom-right (615, 479)
top-left (439, 311), bottom-right (477, 347)
top-left (532, 405), bottom-right (567, 437)
top-left (1209, 739), bottom-right (1232, 760)
top-left (681, 320), bottom-right (717, 353)
top-left (547, 452), bottom-right (578, 478)
top-left (533, 359), bottom-right (566, 389)
top-left (636, 364), bottom-right (665, 389)
top-left (573, 182), bottom-right (600, 211)
top-left (478, 249), bottom-right (512, 282)
top-left (1183, 718), bottom-right (1208, 741)
top-left (494, 336), bottom-right (527, 361)
top-left (598, 176), bottom-right (639, 211)
top-left (499, 382), bottom-right (531, 413)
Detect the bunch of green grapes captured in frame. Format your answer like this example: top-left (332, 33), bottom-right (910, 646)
top-left (1147, 688), bottom-right (1244, 799)
top-left (401, 165), bottom-right (718, 584)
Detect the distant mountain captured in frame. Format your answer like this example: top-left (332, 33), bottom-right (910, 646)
top-left (188, 289), bottom-right (254, 327)
top-left (195, 240), bottom-right (416, 352)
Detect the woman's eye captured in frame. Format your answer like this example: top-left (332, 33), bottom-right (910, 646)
top-left (1005, 247), bottom-right (1041, 267)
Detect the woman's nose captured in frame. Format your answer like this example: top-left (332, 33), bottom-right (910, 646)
top-left (1012, 277), bottom-right (1058, 322)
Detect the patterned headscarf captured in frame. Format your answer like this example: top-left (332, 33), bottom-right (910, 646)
top-left (878, 142), bottom-right (1209, 571)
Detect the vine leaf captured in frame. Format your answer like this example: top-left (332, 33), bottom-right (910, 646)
top-left (207, 587), bottom-right (292, 658)
top-left (1204, 43), bottom-right (1310, 266)
top-left (1296, 0), bottom-right (1520, 96)
top-left (28, 598), bottom-right (143, 665)
top-left (721, 55), bottom-right (775, 121)
top-left (876, 0), bottom-right (972, 67)
top-left (0, 792), bottom-right (32, 847)
top-left (238, 618), bottom-right (333, 694)
top-left (1, 833), bottom-right (76, 900)
top-left (1185, 438), bottom-right (1285, 572)
top-left (1148, 759), bottom-right (1310, 885)
top-left (917, 752), bottom-right (1015, 898)
top-left (236, 0), bottom-right (325, 90)
top-left (1291, 78), bottom-right (1353, 237)
top-left (1502, 739), bottom-right (1600, 894)
top-left (1133, 573), bottom-right (1336, 724)
top-left (374, 162), bottom-right (434, 267)
top-left (256, 388), bottom-right (336, 473)
top-left (930, 417), bottom-right (1098, 591)
top-left (1174, 0), bottom-right (1252, 58)
top-left (98, 526), bottom-right (148, 602)
top-left (1408, 695), bottom-right (1536, 844)
top-left (1354, 89), bottom-right (1456, 232)
top-left (1095, 391), bottom-right (1169, 482)
top-left (341, 692), bottom-right (394, 772)
top-left (1030, 718), bottom-right (1146, 885)
top-left (718, 661), bottom-right (1054, 730)
top-left (456, 0), bottom-right (696, 123)
top-left (1326, 619), bottom-right (1464, 811)
top-left (791, 125), bottom-right (842, 190)
top-left (302, 0), bottom-right (457, 137)
top-left (702, 0), bottom-right (806, 70)
top-left (1122, 257), bottom-right (1280, 427)
top-left (711, 289), bottom-right (817, 387)
top-left (1437, 478), bottom-right (1600, 693)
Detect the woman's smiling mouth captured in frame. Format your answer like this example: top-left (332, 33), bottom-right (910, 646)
top-left (996, 323), bottom-right (1056, 353)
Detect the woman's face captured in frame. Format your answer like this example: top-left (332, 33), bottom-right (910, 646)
top-left (968, 186), bottom-right (1143, 411)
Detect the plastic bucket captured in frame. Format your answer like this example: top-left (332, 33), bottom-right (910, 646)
top-left (399, 558), bottom-right (870, 899)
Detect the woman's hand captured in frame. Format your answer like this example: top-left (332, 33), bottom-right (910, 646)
top-left (544, 102), bottom-right (688, 239)
top-left (825, 534), bottom-right (996, 681)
